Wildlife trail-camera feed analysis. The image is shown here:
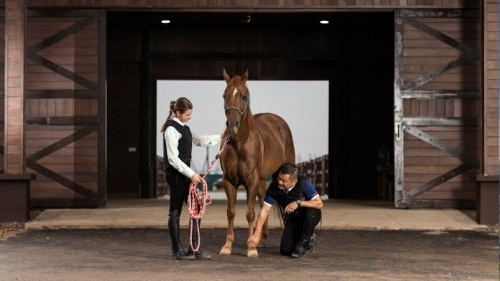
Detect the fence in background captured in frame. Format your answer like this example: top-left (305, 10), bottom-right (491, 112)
top-left (296, 154), bottom-right (329, 196)
top-left (158, 155), bottom-right (329, 197)
top-left (157, 156), bottom-right (168, 197)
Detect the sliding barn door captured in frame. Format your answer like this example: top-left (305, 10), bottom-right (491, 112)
top-left (394, 9), bottom-right (481, 208)
top-left (22, 10), bottom-right (106, 207)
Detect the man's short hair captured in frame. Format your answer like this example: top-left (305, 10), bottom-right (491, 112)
top-left (279, 163), bottom-right (298, 180)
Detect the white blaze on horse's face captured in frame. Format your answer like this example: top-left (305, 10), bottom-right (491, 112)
top-left (222, 70), bottom-right (250, 135)
top-left (224, 85), bottom-right (246, 135)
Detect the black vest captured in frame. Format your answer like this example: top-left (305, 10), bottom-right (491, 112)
top-left (268, 176), bottom-right (307, 221)
top-left (268, 175), bottom-right (307, 209)
top-left (163, 120), bottom-right (192, 172)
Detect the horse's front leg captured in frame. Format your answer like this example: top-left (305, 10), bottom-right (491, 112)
top-left (246, 179), bottom-right (260, 258)
top-left (220, 179), bottom-right (237, 255)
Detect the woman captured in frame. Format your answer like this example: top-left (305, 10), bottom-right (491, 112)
top-left (160, 97), bottom-right (225, 260)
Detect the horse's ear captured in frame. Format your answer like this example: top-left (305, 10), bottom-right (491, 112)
top-left (241, 69), bottom-right (249, 83)
top-left (223, 69), bottom-right (231, 83)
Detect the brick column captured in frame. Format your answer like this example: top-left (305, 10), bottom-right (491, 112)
top-left (4, 0), bottom-right (25, 174)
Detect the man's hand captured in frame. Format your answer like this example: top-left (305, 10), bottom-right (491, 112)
top-left (284, 201), bottom-right (299, 214)
top-left (247, 234), bottom-right (259, 248)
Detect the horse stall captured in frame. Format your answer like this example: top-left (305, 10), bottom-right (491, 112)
top-left (0, 1), bottom-right (496, 224)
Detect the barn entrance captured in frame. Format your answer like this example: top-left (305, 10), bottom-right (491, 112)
top-left (106, 11), bottom-right (394, 201)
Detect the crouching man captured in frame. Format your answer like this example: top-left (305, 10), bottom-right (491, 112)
top-left (248, 163), bottom-right (323, 258)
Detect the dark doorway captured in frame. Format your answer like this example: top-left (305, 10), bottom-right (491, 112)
top-left (106, 11), bottom-right (394, 200)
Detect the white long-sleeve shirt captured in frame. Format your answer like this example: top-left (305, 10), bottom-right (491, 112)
top-left (164, 117), bottom-right (222, 179)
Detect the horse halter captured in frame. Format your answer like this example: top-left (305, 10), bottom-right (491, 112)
top-left (224, 90), bottom-right (250, 117)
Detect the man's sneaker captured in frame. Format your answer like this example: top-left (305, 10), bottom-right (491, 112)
top-left (306, 233), bottom-right (316, 254)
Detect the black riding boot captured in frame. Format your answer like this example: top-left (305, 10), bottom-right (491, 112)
top-left (187, 219), bottom-right (212, 260)
top-left (306, 233), bottom-right (316, 254)
top-left (291, 235), bottom-right (310, 258)
top-left (168, 210), bottom-right (195, 260)
top-left (292, 209), bottom-right (321, 258)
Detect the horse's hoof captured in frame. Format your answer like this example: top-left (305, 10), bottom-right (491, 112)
top-left (219, 247), bottom-right (232, 255)
top-left (247, 249), bottom-right (259, 258)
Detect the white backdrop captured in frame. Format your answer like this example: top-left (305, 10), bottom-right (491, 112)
top-left (156, 80), bottom-right (329, 174)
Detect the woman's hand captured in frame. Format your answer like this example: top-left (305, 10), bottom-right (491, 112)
top-left (191, 173), bottom-right (202, 185)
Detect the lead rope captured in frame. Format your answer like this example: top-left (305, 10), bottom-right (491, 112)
top-left (187, 134), bottom-right (231, 252)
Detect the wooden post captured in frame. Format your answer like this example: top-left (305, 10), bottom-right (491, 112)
top-left (4, 0), bottom-right (25, 174)
top-left (0, 0), bottom-right (34, 223)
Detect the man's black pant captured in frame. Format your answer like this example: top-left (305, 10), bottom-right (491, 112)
top-left (280, 207), bottom-right (321, 256)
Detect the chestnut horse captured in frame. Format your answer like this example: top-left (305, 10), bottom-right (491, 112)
top-left (219, 69), bottom-right (295, 257)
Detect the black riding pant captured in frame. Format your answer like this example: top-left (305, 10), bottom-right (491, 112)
top-left (165, 168), bottom-right (191, 214)
top-left (280, 207), bottom-right (321, 256)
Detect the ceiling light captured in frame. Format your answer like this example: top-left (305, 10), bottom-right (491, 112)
top-left (320, 20), bottom-right (329, 24)
top-left (161, 20), bottom-right (171, 24)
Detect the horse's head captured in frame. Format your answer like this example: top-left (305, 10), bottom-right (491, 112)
top-left (222, 69), bottom-right (250, 134)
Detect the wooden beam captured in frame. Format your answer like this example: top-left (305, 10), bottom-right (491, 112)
top-left (401, 54), bottom-right (478, 91)
top-left (26, 159), bottom-right (98, 198)
top-left (26, 53), bottom-right (98, 90)
top-left (404, 18), bottom-right (478, 54)
top-left (401, 90), bottom-right (481, 99)
top-left (394, 10), bottom-right (404, 207)
top-left (0, 117), bottom-right (100, 125)
top-left (0, 90), bottom-right (98, 99)
top-left (97, 10), bottom-right (106, 206)
top-left (402, 117), bottom-right (481, 126)
top-left (149, 52), bottom-right (340, 62)
top-left (404, 164), bottom-right (474, 200)
top-left (27, 126), bottom-right (98, 162)
top-left (403, 125), bottom-right (480, 168)
top-left (400, 9), bottom-right (480, 18)
top-left (4, 0), bottom-right (26, 174)
top-left (27, 16), bottom-right (97, 54)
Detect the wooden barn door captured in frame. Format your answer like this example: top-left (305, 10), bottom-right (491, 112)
top-left (20, 10), bottom-right (106, 207)
top-left (394, 9), bottom-right (481, 208)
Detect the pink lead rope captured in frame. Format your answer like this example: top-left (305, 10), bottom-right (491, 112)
top-left (187, 134), bottom-right (230, 252)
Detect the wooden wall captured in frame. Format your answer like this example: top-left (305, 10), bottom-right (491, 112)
top-left (0, 11), bottom-right (106, 207)
top-left (483, 0), bottom-right (498, 176)
top-left (19, 0), bottom-right (480, 9)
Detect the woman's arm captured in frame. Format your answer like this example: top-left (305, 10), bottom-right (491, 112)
top-left (192, 128), bottom-right (226, 147)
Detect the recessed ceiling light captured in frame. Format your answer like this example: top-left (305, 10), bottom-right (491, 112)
top-left (161, 20), bottom-right (171, 24)
top-left (320, 20), bottom-right (329, 24)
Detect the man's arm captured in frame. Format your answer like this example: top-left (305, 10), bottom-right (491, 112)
top-left (299, 195), bottom-right (323, 209)
top-left (301, 180), bottom-right (323, 209)
top-left (247, 204), bottom-right (272, 247)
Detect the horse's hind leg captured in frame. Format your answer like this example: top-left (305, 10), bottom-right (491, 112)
top-left (256, 179), bottom-right (269, 248)
top-left (220, 180), bottom-right (237, 255)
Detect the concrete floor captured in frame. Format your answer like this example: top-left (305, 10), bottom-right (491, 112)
top-left (26, 195), bottom-right (488, 231)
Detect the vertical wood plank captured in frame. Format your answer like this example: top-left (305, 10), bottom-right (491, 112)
top-left (4, 0), bottom-right (25, 174)
top-left (47, 98), bottom-right (56, 116)
top-left (38, 98), bottom-right (47, 117)
top-left (55, 98), bottom-right (64, 116)
top-left (427, 99), bottom-right (436, 116)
